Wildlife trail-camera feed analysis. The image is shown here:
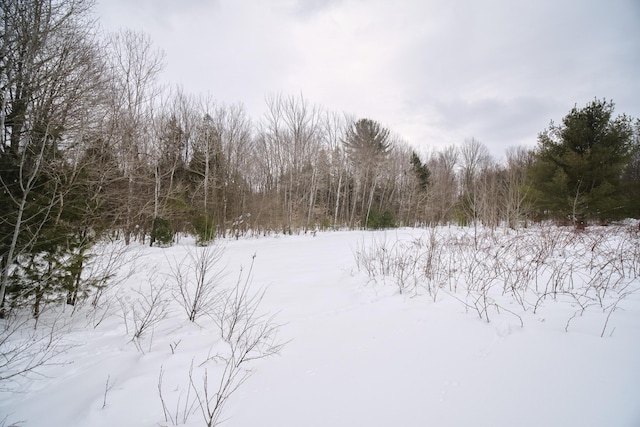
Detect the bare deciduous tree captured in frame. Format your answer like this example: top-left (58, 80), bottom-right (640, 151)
top-left (425, 145), bottom-right (458, 225)
top-left (459, 138), bottom-right (493, 243)
top-left (105, 29), bottom-right (165, 244)
top-left (503, 146), bottom-right (534, 228)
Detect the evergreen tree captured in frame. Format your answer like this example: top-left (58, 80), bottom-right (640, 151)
top-left (529, 99), bottom-right (635, 223)
top-left (410, 151), bottom-right (431, 192)
top-left (343, 118), bottom-right (392, 227)
top-left (620, 119), bottom-right (640, 218)
top-left (344, 118), bottom-right (391, 160)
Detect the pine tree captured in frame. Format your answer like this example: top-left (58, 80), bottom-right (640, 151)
top-left (530, 99), bottom-right (635, 223)
top-left (620, 119), bottom-right (640, 218)
top-left (343, 118), bottom-right (392, 227)
top-left (410, 151), bottom-right (431, 192)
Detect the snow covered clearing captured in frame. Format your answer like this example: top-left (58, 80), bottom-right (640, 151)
top-left (2, 224), bottom-right (640, 427)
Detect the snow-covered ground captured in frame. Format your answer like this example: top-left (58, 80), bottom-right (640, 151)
top-left (2, 225), bottom-right (640, 427)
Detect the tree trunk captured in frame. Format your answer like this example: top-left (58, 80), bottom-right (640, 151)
top-left (333, 171), bottom-right (342, 228)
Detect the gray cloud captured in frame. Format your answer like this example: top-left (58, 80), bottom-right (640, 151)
top-left (289, 0), bottom-right (343, 18)
top-left (95, 0), bottom-right (640, 157)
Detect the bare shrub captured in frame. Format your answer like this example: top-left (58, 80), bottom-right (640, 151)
top-left (158, 355), bottom-right (251, 427)
top-left (213, 255), bottom-right (284, 355)
top-left (191, 309), bottom-right (284, 427)
top-left (168, 243), bottom-right (227, 322)
top-left (101, 374), bottom-right (116, 409)
top-left (0, 312), bottom-right (73, 391)
top-left (352, 233), bottom-right (392, 279)
top-left (158, 364), bottom-right (198, 426)
top-left (159, 255), bottom-right (285, 426)
top-left (82, 241), bottom-right (142, 328)
top-left (352, 224), bottom-right (639, 335)
top-left (353, 233), bottom-right (429, 296)
top-left (120, 278), bottom-right (170, 352)
top-left (0, 414), bottom-right (24, 427)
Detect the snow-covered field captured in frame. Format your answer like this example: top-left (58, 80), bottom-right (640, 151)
top-left (2, 225), bottom-right (640, 427)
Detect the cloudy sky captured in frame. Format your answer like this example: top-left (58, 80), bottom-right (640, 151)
top-left (95, 0), bottom-right (640, 159)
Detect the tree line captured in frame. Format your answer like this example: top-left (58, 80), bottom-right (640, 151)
top-left (1, 0), bottom-right (639, 316)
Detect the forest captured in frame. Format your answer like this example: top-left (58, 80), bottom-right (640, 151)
top-left (1, 0), bottom-right (640, 316)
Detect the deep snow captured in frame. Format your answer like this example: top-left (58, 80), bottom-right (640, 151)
top-left (2, 226), bottom-right (640, 427)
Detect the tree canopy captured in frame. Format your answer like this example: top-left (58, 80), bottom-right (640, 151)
top-left (530, 99), bottom-right (635, 222)
top-left (344, 118), bottom-right (391, 164)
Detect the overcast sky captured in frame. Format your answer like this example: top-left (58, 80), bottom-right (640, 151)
top-left (95, 0), bottom-right (640, 159)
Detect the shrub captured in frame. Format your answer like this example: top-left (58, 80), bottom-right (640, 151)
top-left (366, 209), bottom-right (396, 229)
top-left (192, 214), bottom-right (216, 246)
top-left (151, 217), bottom-right (174, 247)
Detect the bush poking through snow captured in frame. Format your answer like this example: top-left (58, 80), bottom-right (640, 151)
top-left (168, 243), bottom-right (227, 322)
top-left (119, 278), bottom-right (171, 352)
top-left (0, 311), bottom-right (74, 391)
top-left (159, 253), bottom-right (285, 427)
top-left (353, 224), bottom-right (640, 334)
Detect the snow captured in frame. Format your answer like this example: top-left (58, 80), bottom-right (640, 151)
top-left (2, 226), bottom-right (640, 427)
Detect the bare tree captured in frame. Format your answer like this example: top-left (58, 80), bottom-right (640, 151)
top-left (252, 94), bottom-right (322, 233)
top-left (105, 29), bottom-right (165, 244)
top-left (189, 97), bottom-right (221, 240)
top-left (476, 163), bottom-right (502, 230)
top-left (319, 111), bottom-right (349, 228)
top-left (425, 145), bottom-right (458, 225)
top-left (158, 88), bottom-right (199, 235)
top-left (458, 138), bottom-right (493, 240)
top-left (503, 146), bottom-right (534, 228)
top-left (191, 101), bottom-right (253, 238)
